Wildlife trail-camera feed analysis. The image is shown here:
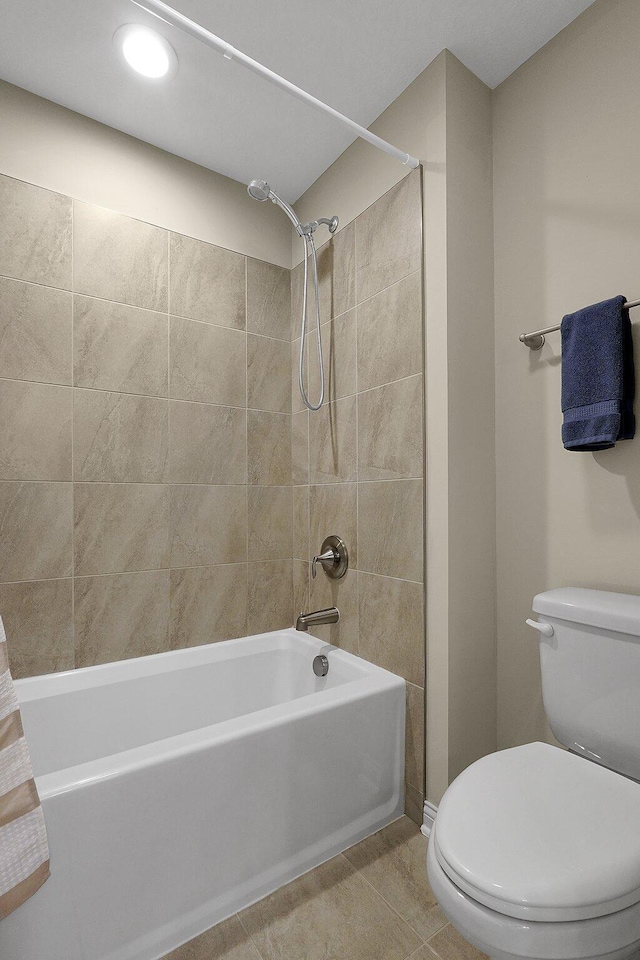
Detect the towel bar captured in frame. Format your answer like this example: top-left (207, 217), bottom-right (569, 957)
top-left (520, 298), bottom-right (640, 349)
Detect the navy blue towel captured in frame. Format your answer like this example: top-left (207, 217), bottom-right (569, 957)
top-left (561, 296), bottom-right (635, 451)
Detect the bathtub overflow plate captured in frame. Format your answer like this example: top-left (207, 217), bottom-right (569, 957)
top-left (313, 654), bottom-right (329, 677)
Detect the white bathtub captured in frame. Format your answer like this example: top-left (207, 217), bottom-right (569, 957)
top-left (0, 628), bottom-right (405, 960)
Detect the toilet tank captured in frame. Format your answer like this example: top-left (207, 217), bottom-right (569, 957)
top-left (532, 588), bottom-right (640, 782)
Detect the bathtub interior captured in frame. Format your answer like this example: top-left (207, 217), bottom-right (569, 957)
top-left (17, 630), bottom-right (368, 779)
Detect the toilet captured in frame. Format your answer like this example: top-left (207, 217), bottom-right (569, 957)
top-left (427, 588), bottom-right (640, 960)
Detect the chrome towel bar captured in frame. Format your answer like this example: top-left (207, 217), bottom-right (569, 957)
top-left (520, 298), bottom-right (640, 349)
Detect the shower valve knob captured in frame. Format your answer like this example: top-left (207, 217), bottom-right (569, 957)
top-left (311, 536), bottom-right (349, 580)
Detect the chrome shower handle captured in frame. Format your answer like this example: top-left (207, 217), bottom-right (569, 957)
top-left (311, 536), bottom-right (349, 580)
top-left (312, 548), bottom-right (338, 579)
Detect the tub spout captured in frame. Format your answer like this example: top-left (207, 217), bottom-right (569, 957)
top-left (295, 607), bottom-right (340, 632)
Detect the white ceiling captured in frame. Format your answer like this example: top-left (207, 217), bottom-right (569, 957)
top-left (0, 0), bottom-right (595, 201)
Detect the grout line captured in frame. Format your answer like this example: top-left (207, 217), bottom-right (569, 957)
top-left (352, 863), bottom-right (431, 948)
top-left (0, 558), bottom-right (294, 589)
top-left (235, 910), bottom-right (267, 960)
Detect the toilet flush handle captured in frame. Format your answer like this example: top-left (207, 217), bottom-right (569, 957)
top-left (525, 618), bottom-right (554, 638)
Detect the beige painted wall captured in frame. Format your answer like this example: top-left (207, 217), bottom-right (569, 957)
top-left (0, 80), bottom-right (291, 267)
top-left (295, 51), bottom-right (496, 805)
top-left (493, 0), bottom-right (640, 749)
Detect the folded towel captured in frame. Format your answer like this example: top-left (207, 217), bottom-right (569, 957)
top-left (561, 296), bottom-right (636, 451)
top-left (0, 617), bottom-right (49, 919)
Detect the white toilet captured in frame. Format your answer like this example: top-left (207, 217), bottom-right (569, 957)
top-left (427, 588), bottom-right (640, 960)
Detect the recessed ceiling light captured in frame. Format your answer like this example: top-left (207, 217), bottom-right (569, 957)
top-left (114, 24), bottom-right (178, 80)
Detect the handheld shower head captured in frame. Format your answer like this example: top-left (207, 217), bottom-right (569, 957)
top-left (247, 179), bottom-right (271, 202)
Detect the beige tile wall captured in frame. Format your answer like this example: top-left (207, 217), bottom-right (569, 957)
top-left (290, 171), bottom-right (426, 822)
top-left (0, 173), bottom-right (294, 677)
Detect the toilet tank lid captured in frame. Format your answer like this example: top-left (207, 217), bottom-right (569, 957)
top-left (533, 587), bottom-right (640, 636)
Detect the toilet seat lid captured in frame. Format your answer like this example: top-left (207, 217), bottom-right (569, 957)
top-left (434, 742), bottom-right (640, 922)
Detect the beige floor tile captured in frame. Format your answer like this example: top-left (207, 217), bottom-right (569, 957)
top-left (344, 817), bottom-right (446, 942)
top-left (163, 914), bottom-right (261, 960)
top-left (427, 924), bottom-right (489, 960)
top-left (240, 852), bottom-right (421, 960)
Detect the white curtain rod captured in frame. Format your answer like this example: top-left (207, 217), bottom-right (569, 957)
top-left (131, 0), bottom-right (421, 171)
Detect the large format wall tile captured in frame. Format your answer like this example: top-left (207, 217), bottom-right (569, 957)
top-left (308, 395), bottom-right (357, 484)
top-left (170, 234), bottom-right (245, 329)
top-left (406, 681), bottom-right (425, 793)
top-left (356, 271), bottom-right (422, 392)
top-left (308, 566), bottom-right (359, 654)
top-left (74, 202), bottom-right (168, 311)
top-left (170, 565), bottom-right (248, 649)
top-left (170, 316), bottom-right (246, 406)
top-left (309, 483), bottom-right (357, 567)
top-left (292, 485), bottom-right (310, 561)
top-left (0, 482), bottom-right (72, 582)
top-left (292, 221), bottom-right (355, 330)
top-left (247, 258), bottom-right (290, 341)
top-left (170, 485), bottom-right (247, 568)
top-left (74, 483), bottom-right (169, 576)
top-left (358, 375), bottom-right (423, 480)
top-left (74, 296), bottom-right (168, 397)
top-left (74, 390), bottom-right (169, 482)
top-left (74, 571), bottom-right (170, 666)
top-left (0, 579), bottom-right (73, 679)
top-left (293, 560), bottom-right (310, 620)
top-left (0, 176), bottom-right (72, 289)
top-left (358, 480), bottom-right (423, 582)
top-left (291, 338), bottom-right (308, 415)
top-left (248, 411), bottom-right (292, 485)
top-left (169, 401), bottom-right (246, 485)
top-left (0, 278), bottom-right (72, 384)
top-left (247, 334), bottom-right (291, 413)
top-left (308, 308), bottom-right (357, 405)
top-left (356, 171), bottom-right (421, 303)
top-left (291, 410), bottom-right (309, 485)
top-left (247, 560), bottom-right (293, 634)
top-left (0, 380), bottom-right (72, 480)
top-left (248, 486), bottom-right (293, 561)
top-left (358, 573), bottom-right (424, 686)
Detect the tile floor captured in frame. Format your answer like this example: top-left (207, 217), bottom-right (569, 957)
top-left (163, 817), bottom-right (487, 960)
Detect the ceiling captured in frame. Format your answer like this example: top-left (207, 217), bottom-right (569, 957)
top-left (0, 0), bottom-right (595, 201)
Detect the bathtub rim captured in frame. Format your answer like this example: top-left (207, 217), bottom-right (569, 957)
top-left (16, 629), bottom-right (406, 801)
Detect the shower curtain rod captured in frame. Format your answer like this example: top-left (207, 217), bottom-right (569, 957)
top-left (520, 298), bottom-right (640, 349)
top-left (131, 0), bottom-right (421, 171)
